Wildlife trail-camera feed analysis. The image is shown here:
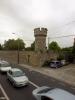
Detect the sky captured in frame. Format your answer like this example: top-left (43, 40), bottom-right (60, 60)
top-left (0, 0), bottom-right (75, 47)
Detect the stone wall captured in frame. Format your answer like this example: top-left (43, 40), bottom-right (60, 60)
top-left (0, 51), bottom-right (58, 67)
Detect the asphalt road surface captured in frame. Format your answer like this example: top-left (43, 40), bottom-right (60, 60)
top-left (0, 64), bottom-right (75, 100)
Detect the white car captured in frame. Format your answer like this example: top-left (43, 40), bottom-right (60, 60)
top-left (0, 61), bottom-right (11, 73)
top-left (7, 68), bottom-right (29, 87)
top-left (32, 86), bottom-right (75, 100)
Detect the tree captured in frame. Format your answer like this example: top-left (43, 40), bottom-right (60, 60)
top-left (48, 41), bottom-right (61, 52)
top-left (0, 44), bottom-right (3, 50)
top-left (25, 41), bottom-right (35, 51)
top-left (72, 38), bottom-right (75, 62)
top-left (16, 38), bottom-right (25, 50)
top-left (72, 40), bottom-right (75, 55)
top-left (31, 41), bottom-right (35, 51)
top-left (25, 47), bottom-right (31, 51)
top-left (3, 38), bottom-right (25, 50)
top-left (62, 47), bottom-right (72, 52)
top-left (61, 47), bottom-right (73, 63)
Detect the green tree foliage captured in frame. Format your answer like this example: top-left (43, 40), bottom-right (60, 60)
top-left (16, 39), bottom-right (25, 50)
top-left (31, 41), bottom-right (35, 51)
top-left (25, 47), bottom-right (31, 51)
top-left (3, 38), bottom-right (25, 50)
top-left (25, 41), bottom-right (35, 51)
top-left (48, 41), bottom-right (61, 52)
top-left (62, 47), bottom-right (73, 52)
top-left (61, 47), bottom-right (73, 63)
top-left (72, 39), bottom-right (75, 61)
top-left (72, 41), bottom-right (75, 55)
top-left (57, 54), bottom-right (64, 61)
top-left (0, 44), bottom-right (3, 50)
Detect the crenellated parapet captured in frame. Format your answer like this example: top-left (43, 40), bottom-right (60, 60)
top-left (34, 28), bottom-right (47, 37)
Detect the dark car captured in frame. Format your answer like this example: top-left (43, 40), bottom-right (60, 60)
top-left (50, 61), bottom-right (62, 68)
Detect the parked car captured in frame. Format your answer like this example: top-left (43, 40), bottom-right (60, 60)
top-left (32, 86), bottom-right (75, 100)
top-left (50, 60), bottom-right (62, 68)
top-left (7, 68), bottom-right (29, 87)
top-left (0, 61), bottom-right (11, 73)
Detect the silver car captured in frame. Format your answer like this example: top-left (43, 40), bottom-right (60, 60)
top-left (32, 86), bottom-right (75, 100)
top-left (0, 61), bottom-right (11, 73)
top-left (7, 68), bottom-right (29, 87)
top-left (50, 61), bottom-right (62, 68)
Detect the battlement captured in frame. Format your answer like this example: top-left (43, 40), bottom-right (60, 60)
top-left (34, 27), bottom-right (47, 36)
top-left (41, 28), bottom-right (47, 32)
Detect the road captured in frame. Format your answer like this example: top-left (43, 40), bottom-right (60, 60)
top-left (0, 64), bottom-right (75, 100)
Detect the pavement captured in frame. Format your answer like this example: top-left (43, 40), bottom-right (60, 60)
top-left (20, 64), bottom-right (75, 87)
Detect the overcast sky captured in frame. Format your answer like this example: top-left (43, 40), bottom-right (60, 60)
top-left (0, 0), bottom-right (75, 47)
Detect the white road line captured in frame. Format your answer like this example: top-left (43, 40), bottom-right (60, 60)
top-left (0, 84), bottom-right (10, 100)
top-left (29, 81), bottom-right (39, 88)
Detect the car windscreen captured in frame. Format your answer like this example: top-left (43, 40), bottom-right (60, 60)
top-left (13, 71), bottom-right (25, 77)
top-left (0, 63), bottom-right (10, 67)
top-left (38, 88), bottom-right (54, 94)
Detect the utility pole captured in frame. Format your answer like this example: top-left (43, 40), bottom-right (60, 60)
top-left (12, 33), bottom-right (20, 64)
top-left (48, 37), bottom-right (50, 50)
top-left (17, 38), bottom-right (19, 64)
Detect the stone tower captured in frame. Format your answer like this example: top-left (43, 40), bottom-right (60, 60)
top-left (34, 27), bottom-right (47, 52)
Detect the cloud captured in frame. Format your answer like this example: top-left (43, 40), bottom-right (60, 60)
top-left (0, 0), bottom-right (75, 47)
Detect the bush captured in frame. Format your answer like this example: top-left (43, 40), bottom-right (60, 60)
top-left (42, 60), bottom-right (50, 67)
top-left (57, 54), bottom-right (64, 61)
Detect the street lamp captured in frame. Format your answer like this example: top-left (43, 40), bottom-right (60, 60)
top-left (12, 33), bottom-right (20, 64)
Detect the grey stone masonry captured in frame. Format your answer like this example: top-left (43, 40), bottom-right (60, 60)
top-left (34, 28), bottom-right (47, 52)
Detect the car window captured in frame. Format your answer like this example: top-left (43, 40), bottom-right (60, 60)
top-left (1, 63), bottom-right (10, 67)
top-left (13, 71), bottom-right (25, 77)
top-left (50, 62), bottom-right (55, 64)
top-left (56, 62), bottom-right (59, 64)
top-left (41, 96), bottom-right (53, 100)
top-left (38, 88), bottom-right (54, 94)
top-left (9, 70), bottom-right (12, 75)
top-left (50, 62), bottom-right (54, 64)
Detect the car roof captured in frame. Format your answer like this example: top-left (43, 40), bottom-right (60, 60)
top-left (10, 68), bottom-right (22, 72)
top-left (0, 60), bottom-right (9, 64)
top-left (44, 88), bottom-right (75, 100)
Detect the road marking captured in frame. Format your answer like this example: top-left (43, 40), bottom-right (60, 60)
top-left (0, 84), bottom-right (10, 100)
top-left (29, 81), bottom-right (39, 88)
